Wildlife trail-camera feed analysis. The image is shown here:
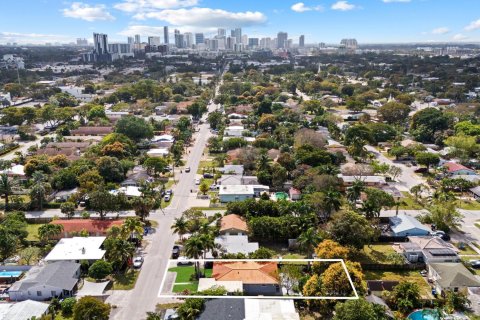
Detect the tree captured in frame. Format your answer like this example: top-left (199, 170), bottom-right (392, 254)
top-left (199, 182), bottom-right (209, 195)
top-left (346, 179), bottom-right (365, 205)
top-left (115, 116), bottom-right (154, 142)
top-left (184, 236), bottom-right (205, 278)
top-left (87, 188), bottom-right (121, 219)
top-left (387, 281), bottom-right (421, 313)
top-left (444, 134), bottom-right (480, 161)
top-left (249, 247), bottom-right (275, 259)
top-left (132, 195), bottom-right (155, 222)
top-left (334, 298), bottom-right (389, 320)
top-left (60, 202), bottom-right (76, 219)
top-left (361, 188), bottom-right (395, 219)
top-left (280, 264), bottom-right (302, 295)
top-left (388, 165), bottom-right (402, 181)
top-left (143, 157), bottom-right (167, 177)
top-left (19, 246), bottom-right (41, 265)
top-left (171, 217), bottom-right (188, 241)
top-left (415, 152), bottom-right (440, 170)
top-left (444, 290), bottom-right (471, 313)
top-left (315, 240), bottom-right (350, 260)
top-left (378, 102), bottom-right (410, 124)
top-left (73, 296), bottom-right (110, 320)
top-left (96, 156), bottom-right (125, 183)
top-left (78, 170), bottom-right (104, 191)
top-left (297, 227), bottom-right (322, 259)
top-left (61, 297), bottom-right (76, 317)
top-left (427, 201), bottom-right (462, 232)
top-left (0, 174), bottom-right (16, 211)
top-left (322, 261), bottom-right (365, 296)
top-left (207, 111), bottom-right (223, 130)
top-left (1, 211), bottom-right (28, 240)
top-left (103, 237), bottom-right (135, 271)
top-left (121, 217), bottom-right (144, 241)
top-left (145, 312), bottom-right (162, 320)
top-left (176, 298), bottom-right (204, 320)
top-left (29, 172), bottom-right (51, 210)
top-left (344, 125), bottom-right (373, 146)
top-left (328, 211), bottom-right (376, 250)
top-left (187, 102), bottom-right (207, 120)
top-left (410, 108), bottom-right (450, 143)
top-left (38, 224), bottom-right (64, 243)
top-left (0, 226), bottom-right (18, 261)
top-left (88, 260), bottom-right (113, 280)
top-left (87, 105), bottom-right (106, 120)
top-left (410, 184), bottom-right (426, 203)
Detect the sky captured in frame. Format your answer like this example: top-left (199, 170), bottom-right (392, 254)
top-left (1, 0), bottom-right (480, 45)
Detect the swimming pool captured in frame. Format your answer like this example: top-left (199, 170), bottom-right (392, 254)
top-left (408, 310), bottom-right (441, 320)
top-left (0, 271), bottom-right (23, 278)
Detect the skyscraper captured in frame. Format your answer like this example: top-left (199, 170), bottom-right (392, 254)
top-left (184, 32), bottom-right (194, 48)
top-left (164, 26), bottom-right (169, 44)
top-left (128, 37), bottom-right (134, 45)
top-left (299, 35), bottom-right (305, 47)
top-left (277, 32), bottom-right (288, 49)
top-left (231, 28), bottom-right (242, 44)
top-left (76, 38), bottom-right (88, 46)
top-left (218, 28), bottom-right (226, 38)
top-left (148, 36), bottom-right (161, 46)
top-left (195, 33), bottom-right (205, 45)
top-left (134, 34), bottom-right (141, 44)
top-left (340, 39), bottom-right (358, 51)
top-left (174, 29), bottom-right (184, 48)
top-left (93, 33), bottom-right (108, 54)
top-left (248, 38), bottom-right (259, 48)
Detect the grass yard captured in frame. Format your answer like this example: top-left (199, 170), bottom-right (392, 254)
top-left (455, 199), bottom-right (480, 210)
top-left (169, 265), bottom-right (212, 293)
top-left (398, 193), bottom-right (424, 210)
top-left (460, 256), bottom-right (480, 275)
top-left (352, 244), bottom-right (398, 264)
top-left (454, 242), bottom-right (478, 255)
top-left (364, 270), bottom-right (432, 298)
top-left (111, 269), bottom-right (139, 290)
top-left (197, 160), bottom-right (214, 174)
top-left (173, 283), bottom-right (198, 292)
top-left (55, 315), bottom-right (73, 320)
top-left (25, 223), bottom-right (44, 241)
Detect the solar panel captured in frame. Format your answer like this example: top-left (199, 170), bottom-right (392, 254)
top-left (428, 249), bottom-right (456, 256)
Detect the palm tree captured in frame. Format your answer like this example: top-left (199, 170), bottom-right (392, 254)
top-left (121, 217), bottom-right (144, 241)
top-left (0, 173), bottom-right (16, 211)
top-left (323, 189), bottom-right (342, 218)
top-left (257, 152), bottom-right (271, 171)
top-left (171, 217), bottom-right (188, 241)
top-left (107, 238), bottom-right (135, 271)
top-left (184, 236), bottom-right (204, 279)
top-left (346, 179), bottom-right (365, 206)
top-left (38, 224), bottom-right (64, 243)
top-left (132, 196), bottom-right (154, 222)
top-left (213, 154), bottom-right (227, 167)
top-left (410, 184), bottom-right (425, 203)
top-left (297, 227), bottom-right (322, 259)
top-left (198, 233), bottom-right (215, 259)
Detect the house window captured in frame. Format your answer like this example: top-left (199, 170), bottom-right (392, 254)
top-left (51, 291), bottom-right (56, 296)
top-left (37, 291), bottom-right (42, 296)
top-left (454, 287), bottom-right (458, 292)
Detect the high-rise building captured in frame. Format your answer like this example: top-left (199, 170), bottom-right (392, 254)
top-left (248, 38), bottom-right (259, 48)
top-left (209, 39), bottom-right (219, 51)
top-left (164, 26), bottom-right (169, 44)
top-left (174, 29), bottom-right (184, 48)
top-left (148, 36), bottom-right (161, 46)
top-left (299, 35), bottom-right (305, 48)
top-left (184, 32), bottom-right (194, 48)
top-left (242, 35), bottom-right (248, 46)
top-left (231, 28), bottom-right (242, 44)
top-left (277, 32), bottom-right (288, 49)
top-left (128, 37), bottom-right (134, 45)
top-left (226, 36), bottom-right (236, 50)
top-left (108, 43), bottom-right (132, 55)
top-left (76, 38), bottom-right (88, 46)
top-left (93, 33), bottom-right (109, 54)
top-left (195, 33), bottom-right (205, 45)
top-left (218, 28), bottom-right (226, 38)
top-left (287, 39), bottom-right (293, 49)
top-left (340, 38), bottom-right (358, 51)
top-left (134, 34), bottom-right (141, 44)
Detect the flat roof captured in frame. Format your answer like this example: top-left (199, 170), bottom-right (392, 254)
top-left (44, 237), bottom-right (106, 262)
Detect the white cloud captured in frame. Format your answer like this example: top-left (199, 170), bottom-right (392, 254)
top-left (62, 2), bottom-right (115, 22)
top-left (432, 27), bottom-right (449, 35)
top-left (0, 32), bottom-right (71, 44)
top-left (453, 33), bottom-right (468, 41)
top-left (132, 8), bottom-right (266, 28)
top-left (291, 2), bottom-right (323, 13)
top-left (382, 0), bottom-right (411, 3)
top-left (114, 0), bottom-right (198, 12)
top-left (465, 19), bottom-right (480, 31)
top-left (331, 1), bottom-right (356, 11)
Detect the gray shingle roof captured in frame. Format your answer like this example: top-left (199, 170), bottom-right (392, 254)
top-left (197, 299), bottom-right (245, 320)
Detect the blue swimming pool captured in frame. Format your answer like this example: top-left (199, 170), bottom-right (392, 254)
top-left (408, 310), bottom-right (441, 320)
top-left (0, 271), bottom-right (23, 278)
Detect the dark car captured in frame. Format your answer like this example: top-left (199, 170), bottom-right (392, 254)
top-left (172, 245), bottom-right (181, 259)
top-left (470, 260), bottom-right (480, 269)
top-left (203, 173), bottom-right (214, 179)
top-left (185, 167), bottom-right (191, 173)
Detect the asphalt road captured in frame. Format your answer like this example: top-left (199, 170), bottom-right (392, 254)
top-left (109, 101), bottom-right (218, 320)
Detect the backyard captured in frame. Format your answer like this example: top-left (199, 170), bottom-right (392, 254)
top-left (352, 244), bottom-right (402, 265)
top-left (168, 265), bottom-right (212, 293)
top-left (364, 270), bottom-right (433, 298)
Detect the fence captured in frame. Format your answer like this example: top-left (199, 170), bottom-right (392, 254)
top-left (361, 262), bottom-right (426, 271)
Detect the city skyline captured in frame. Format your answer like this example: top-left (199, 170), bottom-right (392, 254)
top-left (1, 0), bottom-right (480, 45)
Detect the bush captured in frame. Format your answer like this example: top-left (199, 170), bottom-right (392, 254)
top-left (61, 297), bottom-right (76, 317)
top-left (88, 260), bottom-right (113, 280)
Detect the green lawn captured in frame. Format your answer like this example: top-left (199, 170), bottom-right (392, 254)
top-left (169, 266), bottom-right (197, 282)
top-left (460, 256), bottom-right (480, 275)
top-left (197, 160), bottom-right (214, 174)
top-left (55, 315), bottom-right (73, 320)
top-left (364, 270), bottom-right (432, 298)
top-left (169, 265), bottom-right (212, 293)
top-left (352, 244), bottom-right (399, 264)
top-left (455, 199), bottom-right (480, 210)
top-left (25, 223), bottom-right (44, 241)
top-left (398, 193), bottom-right (424, 210)
top-left (173, 283), bottom-right (198, 292)
top-left (454, 242), bottom-right (478, 255)
top-left (111, 270), bottom-right (139, 290)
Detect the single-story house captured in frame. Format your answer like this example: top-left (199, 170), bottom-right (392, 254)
top-left (444, 162), bottom-right (478, 176)
top-left (221, 165), bottom-right (244, 176)
top-left (381, 186), bottom-right (402, 201)
top-left (54, 187), bottom-right (78, 202)
top-left (338, 174), bottom-right (387, 188)
top-left (218, 175), bottom-right (259, 186)
top-left (289, 188), bottom-right (302, 201)
top-left (51, 219), bottom-right (123, 238)
top-left (212, 261), bottom-right (280, 296)
top-left (0, 300), bottom-right (49, 320)
top-left (367, 280), bottom-right (399, 296)
top-left (110, 186), bottom-right (142, 198)
top-left (389, 215), bottom-right (431, 237)
top-left (151, 134), bottom-right (174, 143)
top-left (428, 263), bottom-right (480, 295)
top-left (225, 126), bottom-right (246, 137)
top-left (215, 235), bottom-right (259, 255)
top-left (244, 299), bottom-right (300, 320)
top-left (71, 126), bottom-right (113, 136)
top-left (219, 214), bottom-right (248, 236)
top-left (400, 236), bottom-right (460, 263)
top-left (197, 299), bottom-right (245, 320)
top-left (8, 261), bottom-right (80, 301)
top-left (44, 237), bottom-right (106, 264)
top-left (146, 148), bottom-right (169, 157)
top-left (219, 185), bottom-right (255, 203)
top-left (0, 164), bottom-right (26, 181)
top-left (470, 186), bottom-right (480, 200)
top-left (121, 169), bottom-right (152, 187)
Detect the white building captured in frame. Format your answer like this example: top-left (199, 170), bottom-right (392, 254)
top-left (44, 237), bottom-right (106, 263)
top-left (0, 300), bottom-right (49, 319)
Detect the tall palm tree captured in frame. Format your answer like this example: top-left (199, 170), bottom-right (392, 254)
top-left (38, 224), bottom-right (64, 243)
top-left (410, 184), bottom-right (425, 203)
top-left (171, 217), bottom-right (188, 241)
top-left (184, 236), bottom-right (204, 279)
top-left (297, 227), bottom-right (322, 259)
top-left (323, 189), bottom-right (342, 218)
top-left (198, 233), bottom-right (215, 259)
top-left (121, 217), bottom-right (144, 241)
top-left (257, 153), bottom-right (271, 171)
top-left (0, 173), bottom-right (16, 211)
top-left (346, 179), bottom-right (365, 206)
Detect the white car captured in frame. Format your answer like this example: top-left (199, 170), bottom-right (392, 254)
top-left (177, 256), bottom-right (193, 266)
top-left (195, 178), bottom-right (200, 185)
top-left (133, 256), bottom-right (144, 269)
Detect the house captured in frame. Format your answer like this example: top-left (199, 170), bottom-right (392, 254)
top-left (444, 162), bottom-right (477, 176)
top-left (197, 277), bottom-right (244, 293)
top-left (219, 185), bottom-right (255, 203)
top-left (54, 188), bottom-right (78, 202)
top-left (0, 300), bottom-right (49, 320)
top-left (146, 148), bottom-right (169, 157)
top-left (110, 186), bottom-right (142, 198)
top-left (71, 126), bottom-right (113, 136)
top-left (221, 165), bottom-right (244, 176)
top-left (389, 215), bottom-right (431, 237)
top-left (289, 188), bottom-right (302, 201)
top-left (197, 299), bottom-right (245, 320)
top-left (400, 236), bottom-right (460, 263)
top-left (121, 168), bottom-right (152, 187)
top-left (244, 299), bottom-right (300, 320)
top-left (37, 141), bottom-right (92, 161)
top-left (0, 164), bottom-right (26, 180)
top-left (218, 175), bottom-right (258, 186)
top-left (44, 237), bottom-right (106, 263)
top-left (367, 280), bottom-right (399, 296)
top-left (211, 261), bottom-right (280, 295)
top-left (428, 263), bottom-right (480, 295)
top-left (8, 261), bottom-right (81, 301)
top-left (215, 235), bottom-right (259, 255)
top-left (338, 174), bottom-right (387, 188)
top-left (470, 186), bottom-right (480, 200)
top-left (219, 214), bottom-right (248, 235)
top-left (51, 219), bottom-right (123, 238)
top-left (151, 134), bottom-right (175, 143)
top-left (225, 126), bottom-right (245, 137)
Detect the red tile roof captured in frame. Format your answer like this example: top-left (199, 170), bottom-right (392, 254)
top-left (220, 214), bottom-right (248, 233)
top-left (51, 219), bottom-right (123, 235)
top-left (444, 162), bottom-right (474, 173)
top-left (212, 261), bottom-right (279, 284)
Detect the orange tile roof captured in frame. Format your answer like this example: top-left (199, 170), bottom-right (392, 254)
top-left (220, 214), bottom-right (248, 233)
top-left (444, 162), bottom-right (474, 173)
top-left (212, 261), bottom-right (279, 284)
top-left (51, 219), bottom-right (123, 235)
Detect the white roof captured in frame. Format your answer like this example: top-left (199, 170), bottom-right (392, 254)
top-left (338, 174), bottom-right (386, 184)
top-left (226, 126), bottom-right (244, 131)
top-left (76, 280), bottom-right (110, 297)
top-left (110, 186), bottom-right (142, 197)
top-left (219, 185), bottom-right (255, 196)
top-left (244, 299), bottom-right (300, 320)
top-left (0, 164), bottom-right (25, 176)
top-left (0, 300), bottom-right (49, 320)
top-left (215, 235), bottom-right (259, 254)
top-left (44, 237), bottom-right (106, 262)
top-left (147, 148), bottom-right (170, 156)
top-left (151, 134), bottom-right (174, 143)
top-left (197, 278), bottom-right (243, 293)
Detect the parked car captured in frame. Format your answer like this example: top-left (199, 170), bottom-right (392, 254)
top-left (164, 194), bottom-right (171, 202)
top-left (133, 256), bottom-right (144, 269)
top-left (203, 173), bottom-right (214, 179)
top-left (172, 245), bottom-right (181, 259)
top-left (470, 260), bottom-right (480, 269)
top-left (185, 167), bottom-right (191, 173)
top-left (210, 184), bottom-right (218, 190)
top-left (177, 256), bottom-right (193, 266)
top-left (431, 231), bottom-right (450, 241)
top-left (195, 178), bottom-right (200, 185)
